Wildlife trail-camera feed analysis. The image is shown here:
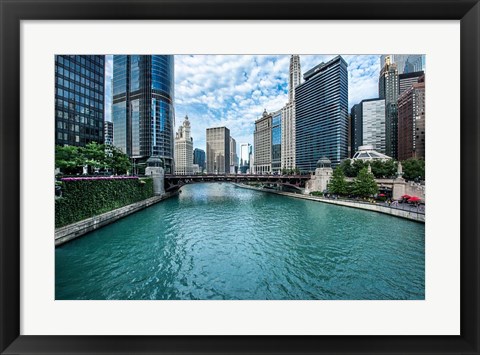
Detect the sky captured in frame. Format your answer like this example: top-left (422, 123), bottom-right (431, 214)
top-left (104, 54), bottom-right (381, 153)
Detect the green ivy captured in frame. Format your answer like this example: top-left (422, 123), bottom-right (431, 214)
top-left (55, 178), bottom-right (154, 228)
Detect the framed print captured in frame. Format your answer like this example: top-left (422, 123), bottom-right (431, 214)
top-left (1, 0), bottom-right (479, 354)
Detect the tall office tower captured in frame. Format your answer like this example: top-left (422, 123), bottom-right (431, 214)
top-left (55, 55), bottom-right (105, 146)
top-left (239, 143), bottom-right (252, 173)
top-left (350, 103), bottom-right (362, 157)
top-left (399, 71), bottom-right (425, 95)
top-left (361, 98), bottom-right (386, 154)
top-left (379, 56), bottom-right (399, 159)
top-left (174, 115), bottom-right (193, 175)
top-left (193, 148), bottom-right (206, 172)
top-left (288, 55), bottom-right (302, 103)
top-left (254, 109), bottom-right (272, 174)
top-left (229, 136), bottom-right (238, 173)
top-left (281, 55), bottom-right (301, 170)
top-left (112, 55), bottom-right (175, 173)
top-left (206, 127), bottom-right (230, 174)
top-left (398, 80), bottom-right (426, 161)
top-left (104, 121), bottom-right (113, 146)
top-left (380, 54), bottom-right (425, 75)
top-left (271, 109), bottom-right (282, 173)
top-left (295, 56), bottom-right (349, 170)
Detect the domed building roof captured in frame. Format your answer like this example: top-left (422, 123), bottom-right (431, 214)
top-left (146, 155), bottom-right (164, 167)
top-left (316, 156), bottom-right (331, 168)
top-left (352, 145), bottom-right (392, 161)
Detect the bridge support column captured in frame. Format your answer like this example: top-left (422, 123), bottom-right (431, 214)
top-left (145, 166), bottom-right (165, 196)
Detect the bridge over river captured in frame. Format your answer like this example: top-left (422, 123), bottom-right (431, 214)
top-left (164, 174), bottom-right (311, 192)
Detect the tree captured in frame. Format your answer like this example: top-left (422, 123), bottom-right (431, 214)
top-left (401, 158), bottom-right (425, 181)
top-left (353, 167), bottom-right (379, 197)
top-left (328, 166), bottom-right (348, 195)
top-left (106, 145), bottom-right (131, 175)
top-left (84, 142), bottom-right (108, 173)
top-left (338, 159), bottom-right (356, 177)
top-left (55, 145), bottom-right (84, 175)
top-left (370, 159), bottom-right (397, 178)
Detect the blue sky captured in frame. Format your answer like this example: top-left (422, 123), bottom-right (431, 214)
top-left (105, 55), bottom-right (381, 153)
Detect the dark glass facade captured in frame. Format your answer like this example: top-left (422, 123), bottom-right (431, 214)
top-left (350, 103), bottom-right (362, 157)
top-left (295, 56), bottom-right (349, 170)
top-left (112, 55), bottom-right (174, 173)
top-left (379, 61), bottom-right (399, 159)
top-left (55, 55), bottom-right (105, 146)
top-left (193, 148), bottom-right (206, 170)
top-left (271, 111), bottom-right (282, 172)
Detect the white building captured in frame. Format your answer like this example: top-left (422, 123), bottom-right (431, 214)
top-left (174, 115), bottom-right (194, 175)
top-left (281, 55), bottom-right (301, 171)
top-left (362, 98), bottom-right (386, 154)
top-left (352, 145), bottom-right (392, 162)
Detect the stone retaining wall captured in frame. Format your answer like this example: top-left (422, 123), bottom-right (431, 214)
top-left (233, 183), bottom-right (425, 223)
top-left (55, 192), bottom-right (178, 246)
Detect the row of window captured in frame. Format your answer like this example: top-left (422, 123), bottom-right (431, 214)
top-left (55, 66), bottom-right (104, 87)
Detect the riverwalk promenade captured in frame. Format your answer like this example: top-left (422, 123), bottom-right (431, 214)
top-left (233, 183), bottom-right (425, 223)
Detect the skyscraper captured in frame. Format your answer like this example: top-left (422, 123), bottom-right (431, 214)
top-left (399, 71), bottom-right (425, 95)
top-left (288, 55), bottom-right (302, 103)
top-left (206, 127), bottom-right (230, 174)
top-left (271, 109), bottom-right (282, 173)
top-left (281, 55), bottom-right (301, 171)
top-left (350, 103), bottom-right (362, 156)
top-left (361, 98), bottom-right (386, 154)
top-left (193, 148), bottom-right (206, 172)
top-left (229, 136), bottom-right (238, 173)
top-left (295, 56), bottom-right (349, 170)
top-left (174, 115), bottom-right (193, 175)
top-left (253, 109), bottom-right (272, 174)
top-left (239, 143), bottom-right (252, 173)
top-left (104, 121), bottom-right (113, 146)
top-left (380, 54), bottom-right (425, 75)
top-left (55, 55), bottom-right (105, 146)
top-left (112, 55), bottom-right (175, 173)
top-left (379, 56), bottom-right (399, 159)
top-left (398, 79), bottom-right (426, 161)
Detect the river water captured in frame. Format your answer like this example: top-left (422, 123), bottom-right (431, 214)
top-left (55, 183), bottom-right (425, 300)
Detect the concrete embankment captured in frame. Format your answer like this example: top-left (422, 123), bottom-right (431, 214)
top-left (55, 191), bottom-right (178, 246)
top-left (233, 183), bottom-right (425, 223)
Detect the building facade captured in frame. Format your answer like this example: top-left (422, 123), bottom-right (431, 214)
top-left (206, 127), bottom-right (230, 174)
top-left (239, 143), bottom-right (252, 173)
top-left (193, 148), bottom-right (206, 172)
top-left (281, 55), bottom-right (301, 171)
top-left (399, 71), bottom-right (425, 95)
top-left (295, 56), bottom-right (349, 170)
top-left (229, 136), bottom-right (238, 173)
top-left (361, 98), bottom-right (386, 154)
top-left (380, 54), bottom-right (425, 75)
top-left (350, 103), bottom-right (362, 157)
top-left (104, 121), bottom-right (113, 146)
top-left (112, 55), bottom-right (175, 172)
top-left (379, 56), bottom-right (399, 159)
top-left (174, 115), bottom-right (193, 175)
top-left (55, 55), bottom-right (105, 146)
top-left (398, 81), bottom-right (426, 161)
top-left (271, 109), bottom-right (282, 173)
top-left (253, 109), bottom-right (272, 174)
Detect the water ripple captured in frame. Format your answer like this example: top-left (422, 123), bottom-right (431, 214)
top-left (56, 183), bottom-right (425, 300)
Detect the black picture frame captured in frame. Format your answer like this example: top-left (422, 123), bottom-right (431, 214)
top-left (1, 0), bottom-right (479, 354)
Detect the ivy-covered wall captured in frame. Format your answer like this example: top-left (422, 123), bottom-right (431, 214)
top-left (55, 177), bottom-right (154, 228)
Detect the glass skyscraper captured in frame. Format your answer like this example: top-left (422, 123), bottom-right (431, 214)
top-left (193, 148), bottom-right (206, 171)
top-left (295, 56), bottom-right (349, 170)
top-left (55, 55), bottom-right (105, 146)
top-left (112, 55), bottom-right (174, 173)
top-left (271, 110), bottom-right (282, 173)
